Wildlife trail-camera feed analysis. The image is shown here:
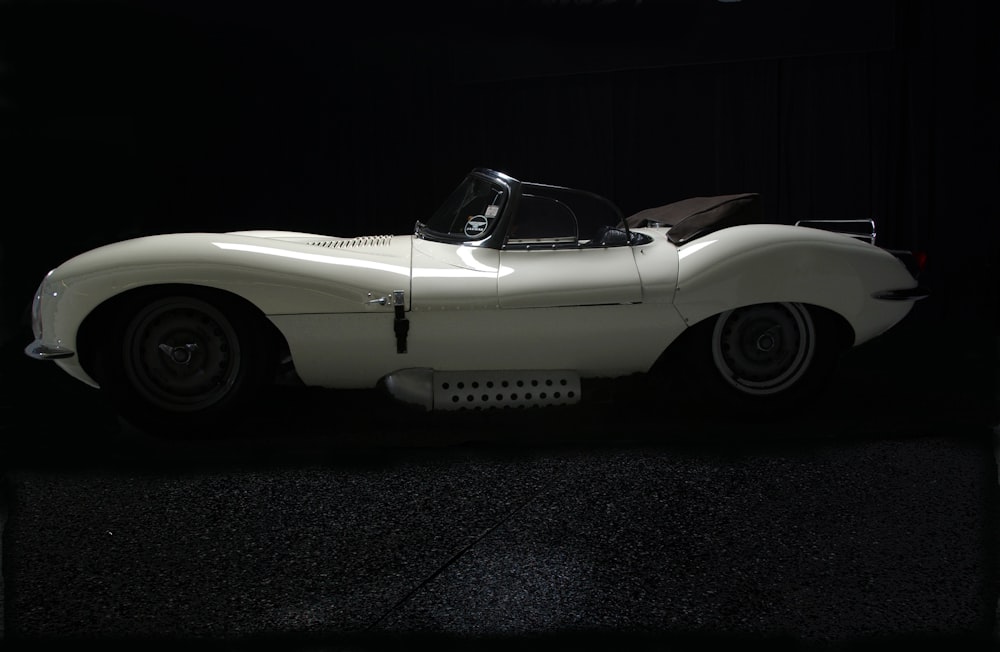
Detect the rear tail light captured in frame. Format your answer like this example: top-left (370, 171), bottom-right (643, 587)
top-left (888, 250), bottom-right (927, 279)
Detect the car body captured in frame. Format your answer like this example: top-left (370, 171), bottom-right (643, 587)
top-left (25, 168), bottom-right (927, 431)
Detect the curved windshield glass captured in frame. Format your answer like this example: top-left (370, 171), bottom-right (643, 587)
top-left (418, 175), bottom-right (509, 241)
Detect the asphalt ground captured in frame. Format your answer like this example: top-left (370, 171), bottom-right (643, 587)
top-left (1, 300), bottom-right (997, 651)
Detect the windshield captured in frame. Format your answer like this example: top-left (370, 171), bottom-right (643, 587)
top-left (418, 174), bottom-right (509, 241)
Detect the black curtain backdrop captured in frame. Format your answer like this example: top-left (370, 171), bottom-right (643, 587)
top-left (0, 0), bottom-right (997, 348)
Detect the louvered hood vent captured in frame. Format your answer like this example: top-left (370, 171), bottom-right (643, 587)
top-left (308, 235), bottom-right (394, 249)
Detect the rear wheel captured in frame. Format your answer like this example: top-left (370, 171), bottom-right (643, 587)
top-left (96, 290), bottom-right (273, 435)
top-left (692, 302), bottom-right (840, 414)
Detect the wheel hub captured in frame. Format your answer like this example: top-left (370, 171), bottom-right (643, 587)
top-left (755, 327), bottom-right (779, 353)
top-left (159, 342), bottom-right (200, 365)
top-left (711, 302), bottom-right (816, 395)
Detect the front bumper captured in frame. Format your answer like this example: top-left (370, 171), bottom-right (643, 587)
top-left (24, 340), bottom-right (75, 361)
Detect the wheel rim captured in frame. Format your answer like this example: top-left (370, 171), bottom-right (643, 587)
top-left (711, 302), bottom-right (816, 396)
top-left (122, 297), bottom-right (242, 412)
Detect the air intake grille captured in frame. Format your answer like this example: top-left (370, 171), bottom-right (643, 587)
top-left (309, 235), bottom-right (393, 248)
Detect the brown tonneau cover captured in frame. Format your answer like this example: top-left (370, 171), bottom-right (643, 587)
top-left (624, 193), bottom-right (762, 245)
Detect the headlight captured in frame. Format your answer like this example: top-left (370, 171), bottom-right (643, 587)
top-left (30, 271), bottom-right (54, 340)
top-left (30, 282), bottom-right (44, 339)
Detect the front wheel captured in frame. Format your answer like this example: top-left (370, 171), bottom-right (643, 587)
top-left (96, 291), bottom-right (273, 435)
top-left (692, 302), bottom-right (841, 414)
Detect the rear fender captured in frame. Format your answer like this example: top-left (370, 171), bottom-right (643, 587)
top-left (672, 225), bottom-right (918, 345)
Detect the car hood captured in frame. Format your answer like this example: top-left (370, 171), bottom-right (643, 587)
top-left (44, 230), bottom-right (416, 317)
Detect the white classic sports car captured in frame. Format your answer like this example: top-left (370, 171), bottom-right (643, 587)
top-left (26, 168), bottom-right (927, 432)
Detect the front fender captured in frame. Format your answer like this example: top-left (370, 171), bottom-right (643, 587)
top-left (31, 232), bottom-right (415, 384)
top-left (672, 224), bottom-right (918, 346)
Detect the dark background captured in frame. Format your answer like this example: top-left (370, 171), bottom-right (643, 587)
top-left (1, 2), bottom-right (998, 648)
top-left (0, 0), bottom-right (997, 353)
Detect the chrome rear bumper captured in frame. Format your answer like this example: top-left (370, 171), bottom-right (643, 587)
top-left (873, 287), bottom-right (930, 301)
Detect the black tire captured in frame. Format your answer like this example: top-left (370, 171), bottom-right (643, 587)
top-left (689, 302), bottom-right (840, 415)
top-left (96, 290), bottom-right (274, 436)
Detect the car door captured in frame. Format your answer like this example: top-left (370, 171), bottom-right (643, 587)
top-left (498, 193), bottom-right (642, 308)
top-left (490, 193), bottom-right (652, 374)
top-left (406, 186), bottom-right (679, 376)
